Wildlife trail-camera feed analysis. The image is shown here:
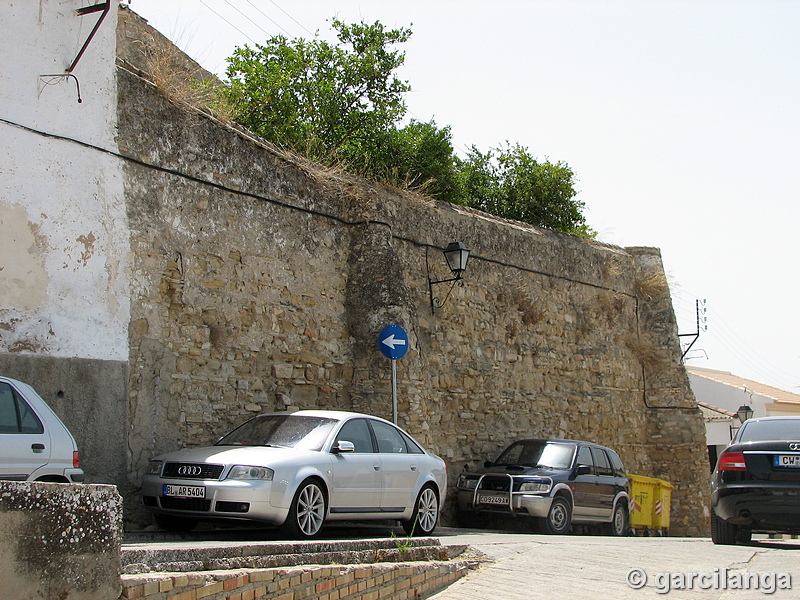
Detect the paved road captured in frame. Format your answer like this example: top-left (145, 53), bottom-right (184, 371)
top-left (431, 529), bottom-right (800, 600)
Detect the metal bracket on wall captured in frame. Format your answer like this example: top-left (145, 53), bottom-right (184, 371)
top-left (679, 298), bottom-right (707, 361)
top-left (39, 2), bottom-right (111, 104)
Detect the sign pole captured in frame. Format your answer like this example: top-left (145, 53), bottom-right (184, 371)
top-left (378, 324), bottom-right (409, 427)
top-left (391, 359), bottom-right (398, 425)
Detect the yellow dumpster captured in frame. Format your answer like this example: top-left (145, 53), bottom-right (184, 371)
top-left (629, 474), bottom-right (673, 535)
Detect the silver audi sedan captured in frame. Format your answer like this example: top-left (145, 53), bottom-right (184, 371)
top-left (141, 410), bottom-right (446, 539)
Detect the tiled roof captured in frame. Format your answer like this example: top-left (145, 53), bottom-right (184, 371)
top-left (697, 401), bottom-right (736, 421)
top-left (686, 366), bottom-right (800, 405)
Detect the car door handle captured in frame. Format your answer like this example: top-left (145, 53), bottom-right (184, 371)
top-left (410, 465), bottom-right (418, 471)
top-left (373, 464), bottom-right (381, 471)
top-left (31, 444), bottom-right (45, 453)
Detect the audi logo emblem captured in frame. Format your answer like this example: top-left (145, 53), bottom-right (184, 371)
top-left (178, 465), bottom-right (203, 476)
top-left (789, 443), bottom-right (800, 451)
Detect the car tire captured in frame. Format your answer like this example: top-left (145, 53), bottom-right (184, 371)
top-left (281, 478), bottom-right (327, 540)
top-left (402, 484), bottom-right (439, 536)
top-left (711, 512), bottom-right (739, 545)
top-left (155, 514), bottom-right (198, 532)
top-left (736, 527), bottom-right (752, 544)
top-left (542, 495), bottom-right (572, 535)
top-left (605, 501), bottom-right (629, 536)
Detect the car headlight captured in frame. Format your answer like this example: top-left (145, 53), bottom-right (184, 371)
top-left (147, 460), bottom-right (163, 476)
top-left (227, 465), bottom-right (274, 481)
top-left (519, 479), bottom-right (551, 493)
top-left (458, 475), bottom-right (478, 489)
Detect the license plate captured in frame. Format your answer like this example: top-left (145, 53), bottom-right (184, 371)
top-left (774, 455), bottom-right (800, 468)
top-left (478, 494), bottom-right (509, 505)
top-left (163, 484), bottom-right (206, 498)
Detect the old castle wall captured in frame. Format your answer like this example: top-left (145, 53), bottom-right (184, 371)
top-left (0, 5), bottom-right (708, 535)
top-left (115, 7), bottom-right (709, 534)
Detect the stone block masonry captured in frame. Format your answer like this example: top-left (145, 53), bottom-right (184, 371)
top-left (114, 5), bottom-right (710, 535)
top-left (0, 4), bottom-right (711, 537)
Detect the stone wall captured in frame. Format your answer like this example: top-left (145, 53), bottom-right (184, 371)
top-left (0, 482), bottom-right (122, 600)
top-left (115, 6), bottom-right (709, 535)
top-left (0, 3), bottom-right (710, 537)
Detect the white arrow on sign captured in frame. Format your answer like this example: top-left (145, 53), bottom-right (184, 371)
top-left (381, 334), bottom-right (407, 350)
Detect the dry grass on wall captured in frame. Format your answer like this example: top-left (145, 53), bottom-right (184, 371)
top-left (513, 288), bottom-right (546, 327)
top-left (139, 34), bottom-right (235, 122)
top-left (623, 331), bottom-right (663, 371)
top-left (633, 268), bottom-right (669, 301)
top-left (597, 289), bottom-right (628, 325)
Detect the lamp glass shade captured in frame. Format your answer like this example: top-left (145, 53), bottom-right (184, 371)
top-left (443, 241), bottom-right (469, 275)
top-left (736, 405), bottom-right (753, 424)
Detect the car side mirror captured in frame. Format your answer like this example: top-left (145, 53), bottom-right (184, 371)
top-left (484, 460), bottom-right (494, 468)
top-left (332, 440), bottom-right (355, 454)
top-left (575, 464), bottom-right (592, 476)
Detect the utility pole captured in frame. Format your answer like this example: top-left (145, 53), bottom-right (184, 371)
top-left (679, 299), bottom-right (707, 361)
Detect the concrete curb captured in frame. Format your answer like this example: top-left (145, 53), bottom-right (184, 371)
top-left (121, 538), bottom-right (472, 573)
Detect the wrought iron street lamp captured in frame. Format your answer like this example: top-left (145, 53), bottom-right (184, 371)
top-left (736, 405), bottom-right (754, 424)
top-left (428, 241), bottom-right (470, 314)
top-left (730, 404), bottom-right (754, 439)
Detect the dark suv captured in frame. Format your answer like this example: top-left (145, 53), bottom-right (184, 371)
top-left (456, 439), bottom-right (630, 535)
top-left (711, 416), bottom-right (800, 545)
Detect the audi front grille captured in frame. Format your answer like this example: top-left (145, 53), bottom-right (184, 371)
top-left (162, 462), bottom-right (225, 480)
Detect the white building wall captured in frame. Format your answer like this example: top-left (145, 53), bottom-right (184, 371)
top-left (0, 0), bottom-right (130, 361)
top-left (706, 419), bottom-right (735, 448)
top-left (688, 373), bottom-right (770, 419)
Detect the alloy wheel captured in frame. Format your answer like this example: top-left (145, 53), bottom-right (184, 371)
top-left (296, 483), bottom-right (326, 537)
top-left (417, 487), bottom-right (439, 533)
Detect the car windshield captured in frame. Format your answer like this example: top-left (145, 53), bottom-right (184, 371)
top-left (738, 419), bottom-right (800, 443)
top-left (494, 441), bottom-right (575, 470)
top-left (216, 415), bottom-right (338, 451)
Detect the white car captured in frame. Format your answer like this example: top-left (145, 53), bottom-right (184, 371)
top-left (0, 376), bottom-right (84, 483)
top-left (141, 410), bottom-right (447, 539)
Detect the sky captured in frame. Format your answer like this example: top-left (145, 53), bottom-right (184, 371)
top-left (126, 0), bottom-right (800, 394)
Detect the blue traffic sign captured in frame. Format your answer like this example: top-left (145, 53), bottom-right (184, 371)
top-left (378, 324), bottom-right (409, 360)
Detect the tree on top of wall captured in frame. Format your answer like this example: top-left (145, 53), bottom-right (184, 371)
top-left (454, 143), bottom-right (590, 236)
top-left (222, 18), bottom-right (591, 236)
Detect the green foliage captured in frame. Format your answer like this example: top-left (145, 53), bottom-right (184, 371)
top-left (222, 18), bottom-right (591, 236)
top-left (225, 19), bottom-right (411, 165)
top-left (372, 119), bottom-right (458, 201)
top-left (454, 143), bottom-right (592, 236)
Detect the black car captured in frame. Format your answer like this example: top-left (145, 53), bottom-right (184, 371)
top-left (711, 416), bottom-right (800, 545)
top-left (456, 439), bottom-right (630, 535)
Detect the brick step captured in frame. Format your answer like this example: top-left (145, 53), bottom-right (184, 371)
top-left (122, 537), bottom-right (471, 575)
top-left (120, 559), bottom-right (481, 600)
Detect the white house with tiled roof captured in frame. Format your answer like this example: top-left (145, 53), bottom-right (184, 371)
top-left (687, 366), bottom-right (800, 468)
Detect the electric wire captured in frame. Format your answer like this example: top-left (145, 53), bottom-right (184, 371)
top-left (198, 0), bottom-right (258, 45)
top-left (156, 2), bottom-right (449, 156)
top-left (198, 0), bottom-right (310, 42)
top-left (243, 0), bottom-right (293, 37)
top-left (671, 286), bottom-right (797, 391)
top-left (0, 113), bottom-right (631, 300)
top-left (223, 0), bottom-right (287, 38)
top-left (705, 308), bottom-right (798, 390)
top-left (267, 0), bottom-right (316, 36)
